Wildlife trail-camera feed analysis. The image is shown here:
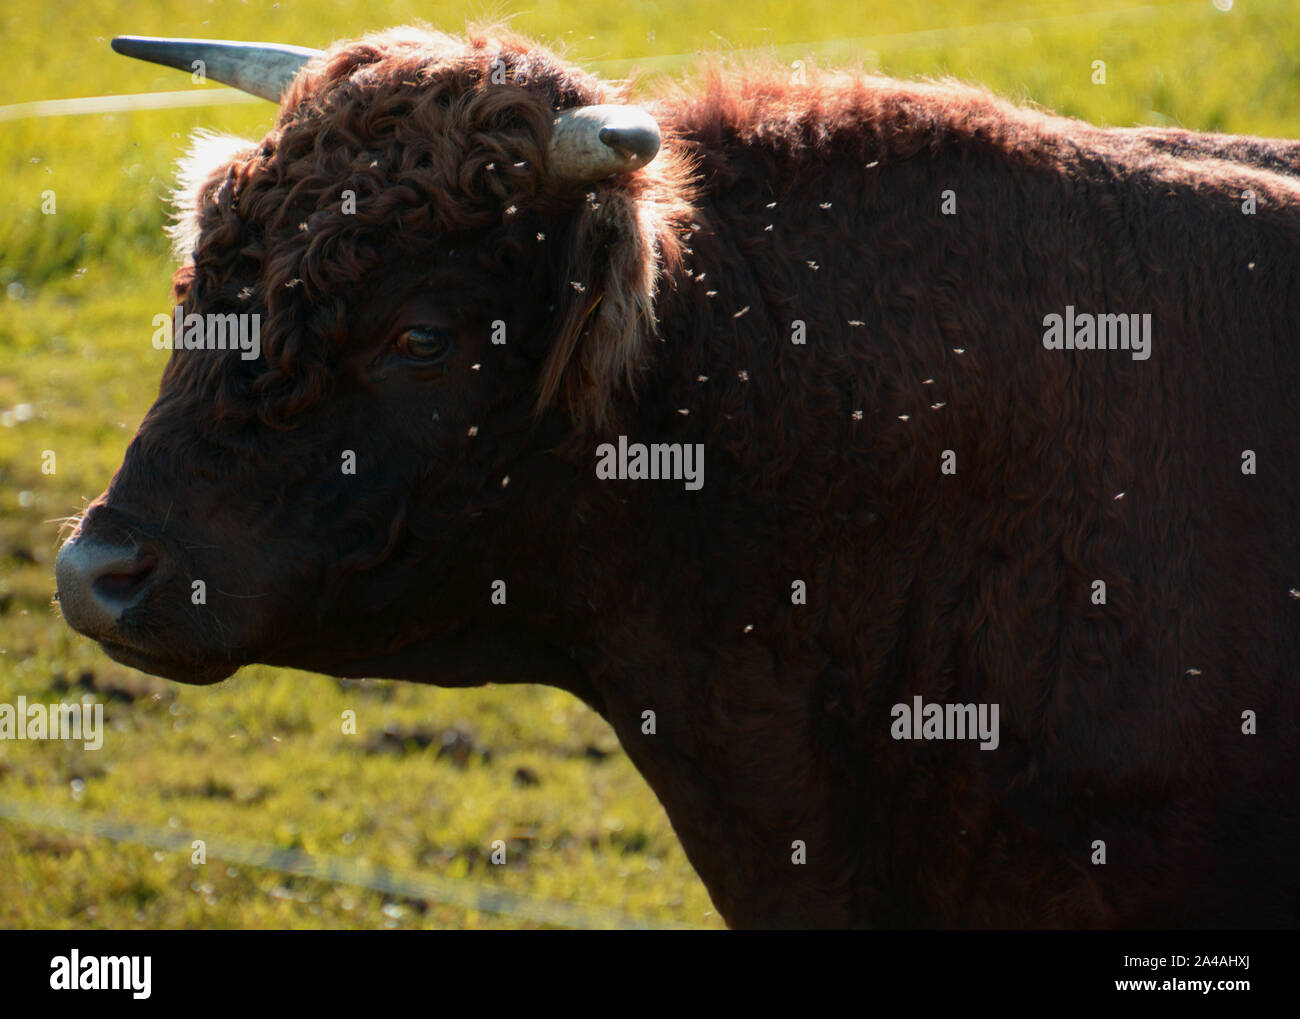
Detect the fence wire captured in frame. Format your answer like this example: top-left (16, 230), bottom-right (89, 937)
top-left (0, 1), bottom-right (1215, 121)
top-left (0, 798), bottom-right (697, 930)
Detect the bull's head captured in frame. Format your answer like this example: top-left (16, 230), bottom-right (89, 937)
top-left (56, 27), bottom-right (693, 689)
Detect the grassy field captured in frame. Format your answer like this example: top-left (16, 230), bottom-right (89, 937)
top-left (1, 0), bottom-right (1297, 929)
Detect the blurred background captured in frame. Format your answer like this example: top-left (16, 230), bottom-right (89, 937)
top-left (1, 0), bottom-right (1296, 929)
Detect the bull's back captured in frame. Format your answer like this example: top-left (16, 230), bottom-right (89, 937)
top-left (678, 112), bottom-right (1300, 924)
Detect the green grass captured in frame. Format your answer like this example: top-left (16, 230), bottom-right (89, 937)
top-left (1, 0), bottom-right (1297, 928)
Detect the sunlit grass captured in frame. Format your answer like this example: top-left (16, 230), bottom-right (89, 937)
top-left (1, 0), bottom-right (1296, 929)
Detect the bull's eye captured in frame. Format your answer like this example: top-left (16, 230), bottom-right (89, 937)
top-left (394, 326), bottom-right (454, 362)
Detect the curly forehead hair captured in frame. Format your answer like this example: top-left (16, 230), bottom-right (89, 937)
top-left (168, 24), bottom-right (695, 428)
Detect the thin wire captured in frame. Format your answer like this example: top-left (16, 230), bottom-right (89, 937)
top-left (0, 1), bottom-right (1215, 122)
top-left (0, 798), bottom-right (698, 930)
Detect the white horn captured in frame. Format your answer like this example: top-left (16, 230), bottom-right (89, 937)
top-left (111, 36), bottom-right (321, 101)
top-left (549, 105), bottom-right (662, 182)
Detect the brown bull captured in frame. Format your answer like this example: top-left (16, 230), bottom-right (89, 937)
top-left (57, 25), bottom-right (1300, 928)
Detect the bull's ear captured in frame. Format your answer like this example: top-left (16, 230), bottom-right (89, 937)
top-left (536, 188), bottom-right (660, 429)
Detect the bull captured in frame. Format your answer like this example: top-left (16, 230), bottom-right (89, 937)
top-left (56, 26), bottom-right (1300, 928)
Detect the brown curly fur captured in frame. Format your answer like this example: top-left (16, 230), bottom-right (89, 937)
top-left (167, 26), bottom-right (695, 429)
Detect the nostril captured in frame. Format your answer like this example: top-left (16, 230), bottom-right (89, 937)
top-left (57, 538), bottom-right (160, 635)
top-left (91, 553), bottom-right (157, 603)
